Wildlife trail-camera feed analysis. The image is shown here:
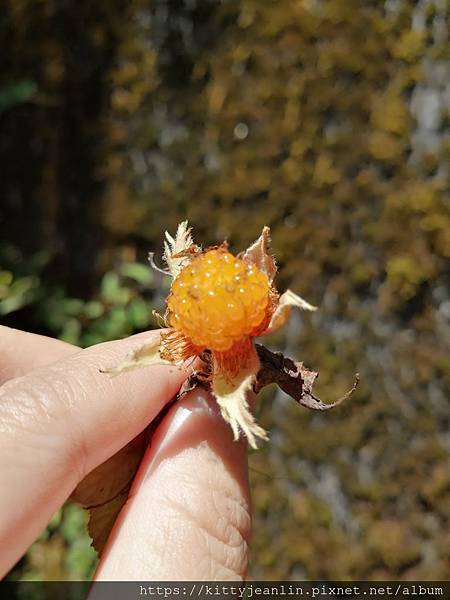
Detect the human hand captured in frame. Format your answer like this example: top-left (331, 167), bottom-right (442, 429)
top-left (0, 326), bottom-right (251, 580)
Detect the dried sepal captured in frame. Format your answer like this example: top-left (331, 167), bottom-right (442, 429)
top-left (100, 336), bottom-right (171, 376)
top-left (254, 344), bottom-right (359, 410)
top-left (241, 226), bottom-right (277, 283)
top-left (263, 289), bottom-right (317, 335)
top-left (212, 344), bottom-right (268, 449)
top-left (163, 220), bottom-right (199, 278)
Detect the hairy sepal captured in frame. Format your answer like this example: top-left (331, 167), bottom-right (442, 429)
top-left (263, 289), bottom-right (317, 335)
top-left (212, 345), bottom-right (268, 449)
top-left (163, 220), bottom-right (196, 278)
top-left (241, 226), bottom-right (277, 284)
top-left (100, 336), bottom-right (171, 376)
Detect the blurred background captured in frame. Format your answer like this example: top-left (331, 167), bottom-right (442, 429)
top-left (1, 0), bottom-right (449, 582)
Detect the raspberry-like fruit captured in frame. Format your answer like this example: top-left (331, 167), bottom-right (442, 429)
top-left (167, 248), bottom-right (271, 352)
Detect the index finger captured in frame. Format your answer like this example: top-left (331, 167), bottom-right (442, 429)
top-left (0, 330), bottom-right (188, 576)
top-left (0, 325), bottom-right (77, 384)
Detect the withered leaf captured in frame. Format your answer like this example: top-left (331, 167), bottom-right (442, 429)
top-left (72, 372), bottom-right (205, 554)
top-left (254, 344), bottom-right (359, 410)
top-left (72, 433), bottom-right (148, 508)
top-left (87, 491), bottom-right (129, 554)
top-left (71, 431), bottom-right (148, 554)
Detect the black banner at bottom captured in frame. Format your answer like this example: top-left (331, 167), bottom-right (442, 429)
top-left (1, 581), bottom-right (449, 600)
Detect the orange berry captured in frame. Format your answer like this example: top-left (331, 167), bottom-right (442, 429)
top-left (167, 248), bottom-right (271, 352)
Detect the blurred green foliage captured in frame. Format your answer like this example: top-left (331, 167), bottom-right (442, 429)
top-left (7, 505), bottom-right (97, 581)
top-left (41, 261), bottom-right (156, 346)
top-left (1, 0), bottom-right (449, 581)
top-left (0, 79), bottom-right (37, 113)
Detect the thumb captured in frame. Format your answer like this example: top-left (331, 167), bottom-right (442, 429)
top-left (95, 387), bottom-right (252, 581)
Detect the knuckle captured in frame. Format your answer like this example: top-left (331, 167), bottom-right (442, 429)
top-left (0, 368), bottom-right (88, 484)
top-left (158, 459), bottom-right (251, 578)
top-left (0, 372), bottom-right (67, 432)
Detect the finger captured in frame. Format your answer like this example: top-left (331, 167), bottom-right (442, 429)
top-left (0, 330), bottom-right (189, 577)
top-left (95, 388), bottom-right (251, 581)
top-left (0, 325), bottom-right (77, 384)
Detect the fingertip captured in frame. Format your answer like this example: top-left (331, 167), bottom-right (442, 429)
top-left (137, 387), bottom-right (249, 491)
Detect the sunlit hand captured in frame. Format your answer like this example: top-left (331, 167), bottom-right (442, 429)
top-left (0, 326), bottom-right (251, 580)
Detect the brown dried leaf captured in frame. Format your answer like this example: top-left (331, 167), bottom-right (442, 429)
top-left (71, 433), bottom-right (147, 507)
top-left (71, 432), bottom-right (148, 554)
top-left (73, 372), bottom-right (204, 554)
top-left (254, 344), bottom-right (359, 410)
top-left (88, 491), bottom-right (128, 554)
top-left (241, 226), bottom-right (277, 283)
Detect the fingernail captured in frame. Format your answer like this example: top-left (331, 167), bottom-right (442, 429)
top-left (144, 389), bottom-right (220, 472)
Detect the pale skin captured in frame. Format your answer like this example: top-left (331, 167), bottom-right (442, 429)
top-left (0, 326), bottom-right (251, 580)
